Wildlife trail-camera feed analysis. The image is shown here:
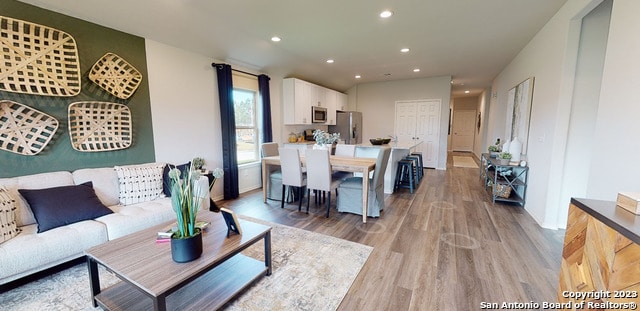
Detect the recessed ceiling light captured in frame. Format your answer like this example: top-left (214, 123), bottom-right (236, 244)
top-left (400, 48), bottom-right (410, 53)
top-left (465, 90), bottom-right (470, 94)
top-left (271, 36), bottom-right (281, 42)
top-left (355, 75), bottom-right (361, 79)
top-left (326, 59), bottom-right (334, 64)
top-left (380, 10), bottom-right (393, 18)
top-left (413, 68), bottom-right (420, 72)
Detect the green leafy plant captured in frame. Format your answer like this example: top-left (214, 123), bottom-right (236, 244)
top-left (313, 130), bottom-right (340, 145)
top-left (488, 145), bottom-right (500, 152)
top-left (192, 157), bottom-right (205, 170)
top-left (498, 152), bottom-right (512, 160)
top-left (168, 164), bottom-right (222, 238)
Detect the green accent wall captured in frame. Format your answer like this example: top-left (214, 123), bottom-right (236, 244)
top-left (0, 1), bottom-right (155, 178)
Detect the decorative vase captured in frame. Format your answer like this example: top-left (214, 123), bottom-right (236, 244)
top-left (171, 229), bottom-right (203, 263)
top-left (509, 138), bottom-right (522, 162)
top-left (313, 143), bottom-right (329, 151)
top-left (499, 158), bottom-right (510, 165)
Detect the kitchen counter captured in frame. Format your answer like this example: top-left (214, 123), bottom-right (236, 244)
top-left (354, 141), bottom-right (423, 193)
top-left (356, 140), bottom-right (422, 150)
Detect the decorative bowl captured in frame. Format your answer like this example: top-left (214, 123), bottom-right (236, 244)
top-left (370, 138), bottom-right (391, 145)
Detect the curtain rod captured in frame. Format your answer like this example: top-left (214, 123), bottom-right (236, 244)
top-left (211, 62), bottom-right (261, 78)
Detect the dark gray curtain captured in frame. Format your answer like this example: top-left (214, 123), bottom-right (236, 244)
top-left (258, 74), bottom-right (273, 143)
top-left (213, 63), bottom-right (239, 199)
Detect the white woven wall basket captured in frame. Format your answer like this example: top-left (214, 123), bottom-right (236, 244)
top-left (89, 53), bottom-right (143, 100)
top-left (68, 101), bottom-right (132, 152)
top-left (0, 100), bottom-right (59, 156)
top-left (0, 16), bottom-right (81, 96)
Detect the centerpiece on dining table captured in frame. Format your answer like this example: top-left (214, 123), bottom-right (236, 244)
top-left (313, 130), bottom-right (340, 150)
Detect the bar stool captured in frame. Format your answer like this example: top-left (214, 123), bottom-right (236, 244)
top-left (394, 159), bottom-right (416, 193)
top-left (411, 152), bottom-right (424, 175)
top-left (405, 155), bottom-right (421, 183)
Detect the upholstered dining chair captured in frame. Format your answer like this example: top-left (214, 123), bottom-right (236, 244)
top-left (278, 147), bottom-right (307, 211)
top-left (336, 147), bottom-right (391, 217)
top-left (305, 149), bottom-right (343, 217)
top-left (261, 142), bottom-right (284, 201)
top-left (332, 144), bottom-right (357, 180)
top-left (334, 144), bottom-right (356, 157)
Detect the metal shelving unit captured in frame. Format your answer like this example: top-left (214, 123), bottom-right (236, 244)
top-left (480, 153), bottom-right (528, 206)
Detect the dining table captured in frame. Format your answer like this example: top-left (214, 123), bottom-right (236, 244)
top-left (261, 155), bottom-right (377, 223)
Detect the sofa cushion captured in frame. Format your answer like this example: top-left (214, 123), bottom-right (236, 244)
top-left (0, 187), bottom-right (21, 243)
top-left (115, 163), bottom-right (165, 205)
top-left (18, 182), bottom-right (113, 233)
top-left (72, 167), bottom-right (120, 206)
top-left (96, 197), bottom-right (175, 240)
top-left (0, 221), bottom-right (108, 284)
top-left (0, 171), bottom-right (74, 227)
top-left (162, 162), bottom-right (191, 197)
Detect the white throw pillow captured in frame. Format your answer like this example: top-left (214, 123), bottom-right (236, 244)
top-left (114, 163), bottom-right (165, 205)
top-left (0, 187), bottom-right (21, 243)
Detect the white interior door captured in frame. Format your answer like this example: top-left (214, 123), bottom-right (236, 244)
top-left (395, 100), bottom-right (440, 168)
top-left (395, 102), bottom-right (417, 142)
top-left (451, 110), bottom-right (476, 151)
top-left (416, 100), bottom-right (441, 168)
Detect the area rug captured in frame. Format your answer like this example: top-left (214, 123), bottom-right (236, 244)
top-left (453, 156), bottom-right (479, 168)
top-left (0, 217), bottom-right (373, 311)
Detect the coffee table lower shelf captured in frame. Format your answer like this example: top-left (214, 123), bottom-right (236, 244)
top-left (95, 254), bottom-right (266, 311)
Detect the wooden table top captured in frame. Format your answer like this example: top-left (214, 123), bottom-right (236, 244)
top-left (85, 211), bottom-right (271, 296)
top-left (262, 155), bottom-right (376, 173)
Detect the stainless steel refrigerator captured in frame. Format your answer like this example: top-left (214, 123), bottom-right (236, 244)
top-left (329, 111), bottom-right (362, 144)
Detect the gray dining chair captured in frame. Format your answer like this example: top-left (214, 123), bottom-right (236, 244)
top-left (261, 143), bottom-right (285, 201)
top-left (305, 149), bottom-right (343, 217)
top-left (278, 147), bottom-right (307, 211)
top-left (332, 144), bottom-right (356, 180)
top-left (336, 147), bottom-right (391, 217)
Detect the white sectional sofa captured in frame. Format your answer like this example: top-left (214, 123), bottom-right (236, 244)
top-left (0, 163), bottom-right (209, 285)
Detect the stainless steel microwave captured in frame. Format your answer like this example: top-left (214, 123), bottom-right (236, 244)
top-left (311, 106), bottom-right (327, 123)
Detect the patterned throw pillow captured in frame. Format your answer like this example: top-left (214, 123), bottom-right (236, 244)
top-left (114, 163), bottom-right (165, 205)
top-left (0, 187), bottom-right (21, 243)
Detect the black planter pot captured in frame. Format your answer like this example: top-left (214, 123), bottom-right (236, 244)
top-left (170, 230), bottom-right (203, 263)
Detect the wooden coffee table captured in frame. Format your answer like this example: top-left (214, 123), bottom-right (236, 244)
top-left (85, 211), bottom-right (271, 311)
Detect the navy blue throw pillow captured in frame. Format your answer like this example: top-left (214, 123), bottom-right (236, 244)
top-left (18, 182), bottom-right (113, 233)
top-left (163, 162), bottom-right (191, 197)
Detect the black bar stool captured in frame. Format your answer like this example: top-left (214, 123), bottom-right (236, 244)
top-left (394, 159), bottom-right (415, 193)
top-left (410, 152), bottom-right (424, 175)
top-left (405, 155), bottom-right (421, 183)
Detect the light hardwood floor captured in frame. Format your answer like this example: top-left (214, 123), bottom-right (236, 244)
top-left (224, 152), bottom-right (565, 310)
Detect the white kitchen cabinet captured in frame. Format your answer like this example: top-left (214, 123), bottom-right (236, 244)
top-left (283, 78), bottom-right (345, 125)
top-left (336, 92), bottom-right (348, 111)
top-left (325, 89), bottom-right (337, 125)
top-left (283, 78), bottom-right (312, 125)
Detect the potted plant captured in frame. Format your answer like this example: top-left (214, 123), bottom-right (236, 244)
top-left (488, 145), bottom-right (500, 158)
top-left (167, 164), bottom-right (207, 263)
top-left (192, 157), bottom-right (206, 172)
top-left (498, 152), bottom-right (512, 165)
top-left (313, 130), bottom-right (340, 150)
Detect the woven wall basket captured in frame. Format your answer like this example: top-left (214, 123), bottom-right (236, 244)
top-left (0, 16), bottom-right (81, 96)
top-left (68, 101), bottom-right (132, 152)
top-left (89, 53), bottom-right (143, 99)
top-left (0, 100), bottom-right (59, 155)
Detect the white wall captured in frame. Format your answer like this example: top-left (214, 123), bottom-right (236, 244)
top-left (587, 0), bottom-right (640, 199)
top-left (486, 0), bottom-right (640, 229)
top-left (347, 76), bottom-right (452, 169)
top-left (145, 39), bottom-right (285, 199)
top-left (474, 89), bottom-right (491, 157)
top-left (145, 40), bottom-right (225, 199)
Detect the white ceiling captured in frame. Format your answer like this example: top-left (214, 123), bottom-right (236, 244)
top-left (19, 0), bottom-right (567, 97)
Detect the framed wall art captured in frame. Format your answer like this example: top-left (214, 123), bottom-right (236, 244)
top-left (505, 77), bottom-right (534, 154)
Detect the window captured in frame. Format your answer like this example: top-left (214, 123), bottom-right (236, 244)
top-left (233, 88), bottom-right (259, 164)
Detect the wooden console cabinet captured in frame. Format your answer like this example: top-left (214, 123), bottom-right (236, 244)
top-left (558, 198), bottom-right (640, 307)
